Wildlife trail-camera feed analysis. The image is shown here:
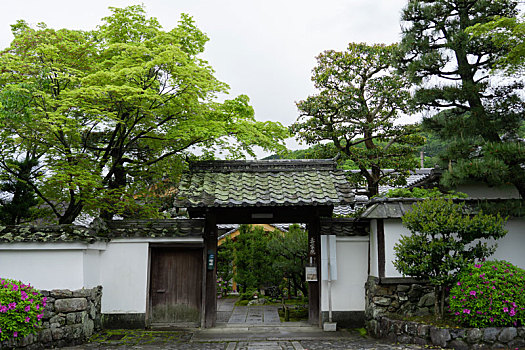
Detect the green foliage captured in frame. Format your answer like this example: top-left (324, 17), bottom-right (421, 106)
top-left (478, 199), bottom-right (525, 218)
top-left (232, 225), bottom-right (280, 292)
top-left (399, 0), bottom-right (525, 198)
top-left (394, 198), bottom-right (507, 316)
top-left (292, 43), bottom-right (424, 197)
top-left (468, 14), bottom-right (525, 74)
top-left (450, 260), bottom-right (525, 327)
top-left (0, 278), bottom-right (45, 341)
top-left (217, 237), bottom-right (235, 296)
top-left (239, 289), bottom-right (259, 301)
top-left (381, 187), bottom-right (468, 199)
top-left (0, 5), bottom-right (288, 223)
top-left (268, 224), bottom-right (309, 297)
top-left (0, 159), bottom-right (41, 225)
top-left (217, 224), bottom-right (308, 298)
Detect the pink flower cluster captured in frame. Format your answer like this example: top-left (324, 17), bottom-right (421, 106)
top-left (0, 278), bottom-right (45, 340)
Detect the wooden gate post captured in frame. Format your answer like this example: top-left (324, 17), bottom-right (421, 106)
top-left (307, 216), bottom-right (321, 326)
top-left (203, 213), bottom-right (217, 328)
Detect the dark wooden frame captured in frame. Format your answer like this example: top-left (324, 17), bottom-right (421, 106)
top-left (377, 219), bottom-right (385, 278)
top-left (198, 206), bottom-right (326, 328)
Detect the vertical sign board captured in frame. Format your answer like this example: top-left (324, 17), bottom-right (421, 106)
top-left (321, 235), bottom-right (337, 281)
top-left (306, 236), bottom-right (318, 281)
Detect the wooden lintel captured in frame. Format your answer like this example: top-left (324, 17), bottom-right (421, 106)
top-left (190, 206), bottom-right (333, 224)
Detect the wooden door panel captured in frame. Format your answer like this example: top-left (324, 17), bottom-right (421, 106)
top-left (150, 247), bottom-right (203, 323)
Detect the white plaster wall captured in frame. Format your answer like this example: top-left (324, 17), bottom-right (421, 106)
top-left (487, 218), bottom-right (525, 269)
top-left (456, 183), bottom-right (521, 199)
top-left (384, 220), bottom-right (408, 278)
top-left (0, 248), bottom-right (84, 290)
top-left (369, 219), bottom-right (379, 278)
top-left (321, 237), bottom-right (369, 312)
top-left (83, 250), bottom-right (101, 288)
top-left (383, 218), bottom-right (525, 277)
top-left (99, 241), bottom-right (149, 314)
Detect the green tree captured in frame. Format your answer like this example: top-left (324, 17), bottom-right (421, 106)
top-left (233, 225), bottom-right (280, 292)
top-left (399, 0), bottom-right (525, 198)
top-left (468, 14), bottom-right (525, 74)
top-left (292, 43), bottom-right (424, 197)
top-left (217, 236), bottom-right (235, 296)
top-left (0, 6), bottom-right (288, 223)
top-left (268, 224), bottom-right (308, 297)
top-left (0, 158), bottom-right (40, 225)
top-left (394, 198), bottom-right (507, 317)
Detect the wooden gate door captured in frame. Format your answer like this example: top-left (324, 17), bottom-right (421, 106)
top-left (150, 247), bottom-right (203, 324)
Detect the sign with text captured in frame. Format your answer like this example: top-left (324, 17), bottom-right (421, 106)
top-left (305, 266), bottom-right (318, 282)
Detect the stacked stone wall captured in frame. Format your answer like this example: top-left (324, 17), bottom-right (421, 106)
top-left (0, 286), bottom-right (102, 349)
top-left (365, 276), bottom-right (435, 328)
top-left (375, 317), bottom-right (525, 349)
top-left (365, 276), bottom-right (525, 349)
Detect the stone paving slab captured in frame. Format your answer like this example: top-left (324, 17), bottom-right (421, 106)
top-left (227, 305), bottom-right (281, 325)
top-left (62, 330), bottom-right (435, 349)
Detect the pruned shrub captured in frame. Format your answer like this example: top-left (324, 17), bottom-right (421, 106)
top-left (450, 260), bottom-right (525, 327)
top-left (0, 278), bottom-right (45, 341)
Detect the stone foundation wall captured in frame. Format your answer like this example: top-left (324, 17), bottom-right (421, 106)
top-left (375, 317), bottom-right (525, 349)
top-left (365, 276), bottom-right (525, 349)
top-left (365, 276), bottom-right (435, 329)
top-left (0, 286), bottom-right (102, 349)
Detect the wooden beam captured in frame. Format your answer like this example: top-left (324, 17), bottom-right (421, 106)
top-left (377, 219), bottom-right (385, 278)
top-left (203, 213), bottom-right (217, 328)
top-left (189, 206), bottom-right (334, 224)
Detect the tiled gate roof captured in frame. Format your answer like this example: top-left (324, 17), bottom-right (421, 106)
top-left (174, 159), bottom-right (354, 208)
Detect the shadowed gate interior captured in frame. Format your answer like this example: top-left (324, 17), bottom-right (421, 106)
top-left (165, 159), bottom-right (354, 328)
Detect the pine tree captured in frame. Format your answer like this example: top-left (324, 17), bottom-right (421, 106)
top-left (292, 43), bottom-right (424, 197)
top-left (399, 0), bottom-right (525, 197)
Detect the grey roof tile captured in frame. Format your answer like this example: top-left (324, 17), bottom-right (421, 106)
top-left (174, 159), bottom-right (355, 208)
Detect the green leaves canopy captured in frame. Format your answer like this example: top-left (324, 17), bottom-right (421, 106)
top-left (292, 43), bottom-right (423, 197)
top-left (0, 6), bottom-right (288, 223)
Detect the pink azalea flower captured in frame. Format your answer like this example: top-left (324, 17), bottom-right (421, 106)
top-left (503, 307), bottom-right (509, 313)
top-left (25, 316), bottom-right (30, 322)
top-left (463, 309), bottom-right (471, 314)
top-left (470, 291), bottom-right (476, 296)
top-left (24, 305), bottom-right (31, 312)
top-left (13, 331), bottom-right (17, 337)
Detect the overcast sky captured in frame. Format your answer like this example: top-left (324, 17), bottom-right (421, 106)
top-left (0, 0), bottom-right (410, 156)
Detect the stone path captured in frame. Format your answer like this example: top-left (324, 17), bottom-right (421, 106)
top-left (62, 299), bottom-right (436, 349)
top-left (216, 298), bottom-right (281, 325)
top-left (226, 305), bottom-right (281, 325)
top-left (63, 332), bottom-right (432, 349)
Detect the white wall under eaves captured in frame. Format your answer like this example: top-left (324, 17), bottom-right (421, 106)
top-left (321, 236), bottom-right (369, 312)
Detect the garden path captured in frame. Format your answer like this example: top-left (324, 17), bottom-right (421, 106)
top-left (217, 298), bottom-right (282, 325)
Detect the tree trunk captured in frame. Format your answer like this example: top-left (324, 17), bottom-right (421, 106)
top-left (58, 200), bottom-right (83, 224)
top-left (434, 285), bottom-right (440, 318)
